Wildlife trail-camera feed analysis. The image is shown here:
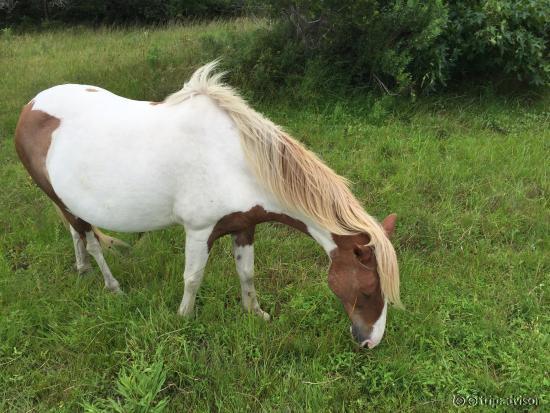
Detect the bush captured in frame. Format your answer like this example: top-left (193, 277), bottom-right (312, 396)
top-left (238, 0), bottom-right (450, 96)
top-left (233, 0), bottom-right (548, 98)
top-left (446, 0), bottom-right (549, 86)
top-left (0, 0), bottom-right (242, 28)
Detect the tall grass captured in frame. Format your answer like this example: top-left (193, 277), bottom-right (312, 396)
top-left (0, 21), bottom-right (548, 412)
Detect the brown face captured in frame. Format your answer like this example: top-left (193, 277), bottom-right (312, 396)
top-left (328, 214), bottom-right (397, 349)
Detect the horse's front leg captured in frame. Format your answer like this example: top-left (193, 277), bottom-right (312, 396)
top-left (232, 229), bottom-right (270, 321)
top-left (177, 229), bottom-right (211, 317)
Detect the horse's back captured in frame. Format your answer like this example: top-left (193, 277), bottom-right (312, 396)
top-left (22, 84), bottom-right (264, 232)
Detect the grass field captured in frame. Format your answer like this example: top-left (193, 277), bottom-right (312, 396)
top-left (0, 21), bottom-right (548, 412)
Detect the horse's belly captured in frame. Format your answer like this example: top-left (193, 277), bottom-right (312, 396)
top-left (47, 129), bottom-right (178, 232)
top-left (52, 174), bottom-right (175, 232)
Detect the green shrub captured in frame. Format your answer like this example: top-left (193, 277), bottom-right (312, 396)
top-left (234, 0), bottom-right (449, 96)
top-left (233, 0), bottom-right (548, 98)
top-left (446, 0), bottom-right (549, 86)
top-left (0, 0), bottom-right (242, 28)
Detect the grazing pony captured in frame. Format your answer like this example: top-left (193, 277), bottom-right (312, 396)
top-left (15, 62), bottom-right (401, 348)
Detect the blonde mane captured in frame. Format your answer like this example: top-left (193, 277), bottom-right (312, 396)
top-left (165, 61), bottom-right (401, 307)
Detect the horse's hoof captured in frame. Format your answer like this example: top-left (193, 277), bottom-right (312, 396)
top-left (106, 285), bottom-right (123, 294)
top-left (177, 311), bottom-right (192, 318)
top-left (255, 308), bottom-right (271, 321)
top-left (177, 306), bottom-right (194, 318)
top-left (77, 264), bottom-right (92, 275)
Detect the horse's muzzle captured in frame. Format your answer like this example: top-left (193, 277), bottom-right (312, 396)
top-left (350, 324), bottom-right (377, 349)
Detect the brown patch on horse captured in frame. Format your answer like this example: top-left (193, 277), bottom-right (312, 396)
top-left (208, 205), bottom-right (308, 250)
top-left (329, 233), bottom-right (384, 328)
top-left (86, 88), bottom-right (99, 92)
top-left (15, 101), bottom-right (92, 234)
top-left (233, 226), bottom-right (255, 247)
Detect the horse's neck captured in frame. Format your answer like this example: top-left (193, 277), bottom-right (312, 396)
top-left (305, 223), bottom-right (338, 256)
top-left (271, 206), bottom-right (337, 256)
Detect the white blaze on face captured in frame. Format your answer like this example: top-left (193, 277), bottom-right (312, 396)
top-left (364, 300), bottom-right (388, 349)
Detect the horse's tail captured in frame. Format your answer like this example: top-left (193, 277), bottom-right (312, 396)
top-left (92, 227), bottom-right (130, 250)
top-left (53, 204), bottom-right (130, 250)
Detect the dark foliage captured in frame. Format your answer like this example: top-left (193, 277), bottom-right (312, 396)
top-left (232, 0), bottom-right (548, 97)
top-left (446, 0), bottom-right (549, 86)
top-left (0, 0), bottom-right (243, 28)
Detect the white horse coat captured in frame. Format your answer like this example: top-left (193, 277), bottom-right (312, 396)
top-left (35, 85), bottom-right (278, 233)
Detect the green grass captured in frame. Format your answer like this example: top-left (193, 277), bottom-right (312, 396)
top-left (1, 21), bottom-right (548, 412)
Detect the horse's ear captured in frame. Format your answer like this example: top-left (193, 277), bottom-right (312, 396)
top-left (381, 213), bottom-right (397, 238)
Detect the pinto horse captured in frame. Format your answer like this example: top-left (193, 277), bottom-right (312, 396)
top-left (15, 62), bottom-right (401, 349)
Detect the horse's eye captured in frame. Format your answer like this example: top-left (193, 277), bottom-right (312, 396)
top-left (362, 292), bottom-right (371, 300)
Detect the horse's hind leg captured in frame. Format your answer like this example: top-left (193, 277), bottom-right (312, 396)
top-left (57, 207), bottom-right (120, 292)
top-left (84, 231), bottom-right (121, 293)
top-left (232, 229), bottom-right (270, 321)
top-left (55, 206), bottom-right (91, 273)
top-left (69, 226), bottom-right (91, 274)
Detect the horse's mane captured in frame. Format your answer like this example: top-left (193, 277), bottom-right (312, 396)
top-left (165, 61), bottom-right (401, 307)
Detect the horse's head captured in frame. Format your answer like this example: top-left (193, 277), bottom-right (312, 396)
top-left (328, 214), bottom-right (397, 349)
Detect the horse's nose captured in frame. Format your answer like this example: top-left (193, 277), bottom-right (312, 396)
top-left (350, 324), bottom-right (372, 348)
